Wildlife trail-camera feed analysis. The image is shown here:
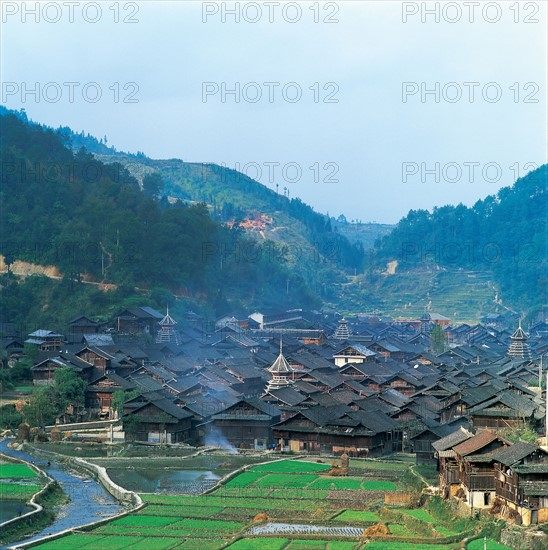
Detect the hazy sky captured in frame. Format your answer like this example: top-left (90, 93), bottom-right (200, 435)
top-left (1, 1), bottom-right (546, 223)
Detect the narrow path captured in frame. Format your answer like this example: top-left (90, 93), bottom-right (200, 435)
top-left (0, 439), bottom-right (124, 549)
top-left (409, 463), bottom-right (438, 494)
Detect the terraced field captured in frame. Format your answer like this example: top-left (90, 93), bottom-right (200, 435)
top-left (0, 460), bottom-right (43, 504)
top-left (30, 458), bottom-right (495, 549)
top-left (0, 463), bottom-right (38, 479)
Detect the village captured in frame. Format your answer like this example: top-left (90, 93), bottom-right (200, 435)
top-left (2, 306), bottom-right (548, 531)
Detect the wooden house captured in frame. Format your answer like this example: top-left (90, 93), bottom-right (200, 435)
top-left (68, 315), bottom-right (99, 334)
top-left (25, 330), bottom-right (64, 352)
top-left (467, 390), bottom-right (543, 432)
top-left (433, 427), bottom-right (474, 498)
top-left (114, 307), bottom-right (164, 336)
top-left (492, 442), bottom-right (548, 525)
top-left (206, 398), bottom-right (281, 450)
top-left (85, 373), bottom-right (137, 418)
top-left (31, 354), bottom-right (93, 386)
top-left (273, 405), bottom-right (398, 456)
top-left (453, 430), bottom-right (506, 509)
top-left (122, 391), bottom-right (193, 444)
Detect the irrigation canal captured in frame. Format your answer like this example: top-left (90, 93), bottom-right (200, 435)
top-left (0, 439), bottom-right (124, 549)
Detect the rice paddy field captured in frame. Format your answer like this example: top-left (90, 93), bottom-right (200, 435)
top-left (0, 459), bottom-right (43, 502)
top-left (31, 458), bottom-right (495, 549)
top-left (0, 459), bottom-right (44, 524)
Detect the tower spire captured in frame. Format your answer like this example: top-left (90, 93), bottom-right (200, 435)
top-left (507, 321), bottom-right (533, 360)
top-left (265, 334), bottom-right (294, 392)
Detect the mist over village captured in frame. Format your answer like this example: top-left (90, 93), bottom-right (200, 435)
top-left (0, 2), bottom-right (547, 550)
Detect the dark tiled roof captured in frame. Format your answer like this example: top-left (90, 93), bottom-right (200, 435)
top-left (491, 442), bottom-right (540, 467)
top-left (453, 430), bottom-right (499, 456)
top-left (264, 386), bottom-right (307, 406)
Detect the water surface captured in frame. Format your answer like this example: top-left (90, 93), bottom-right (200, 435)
top-left (107, 468), bottom-right (221, 494)
top-left (0, 502), bottom-right (33, 524)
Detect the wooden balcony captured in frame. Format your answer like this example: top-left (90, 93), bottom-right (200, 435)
top-left (464, 474), bottom-right (495, 491)
top-left (443, 468), bottom-right (460, 484)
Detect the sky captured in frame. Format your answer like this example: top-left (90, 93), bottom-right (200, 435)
top-left (1, 0), bottom-right (546, 223)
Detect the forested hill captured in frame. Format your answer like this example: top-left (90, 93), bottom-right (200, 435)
top-left (48, 115), bottom-right (367, 271)
top-left (0, 111), bottom-right (327, 320)
top-left (373, 164), bottom-right (547, 312)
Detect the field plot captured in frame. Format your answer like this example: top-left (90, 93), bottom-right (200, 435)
top-left (0, 482), bottom-right (42, 500)
top-left (31, 457), bottom-right (497, 550)
top-left (401, 509), bottom-right (437, 523)
top-left (364, 544), bottom-right (454, 550)
top-left (250, 460), bottom-right (331, 473)
top-left (0, 463), bottom-right (38, 478)
top-left (255, 473), bottom-right (319, 488)
top-left (466, 539), bottom-right (512, 550)
top-left (333, 510), bottom-right (380, 522)
top-left (94, 517), bottom-right (245, 537)
top-left (226, 539), bottom-right (290, 550)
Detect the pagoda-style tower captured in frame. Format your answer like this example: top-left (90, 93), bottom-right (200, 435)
top-left (155, 307), bottom-right (181, 345)
top-left (333, 318), bottom-right (350, 340)
top-left (420, 311), bottom-right (431, 334)
top-left (507, 321), bottom-right (533, 360)
top-left (266, 337), bottom-right (294, 391)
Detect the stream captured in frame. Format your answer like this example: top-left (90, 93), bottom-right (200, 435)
top-left (0, 439), bottom-right (124, 549)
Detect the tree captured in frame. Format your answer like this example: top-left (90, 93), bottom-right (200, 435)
top-left (3, 251), bottom-right (15, 276)
top-left (430, 325), bottom-right (446, 354)
top-left (53, 368), bottom-right (86, 409)
top-left (112, 389), bottom-right (141, 415)
top-left (22, 387), bottom-right (58, 427)
top-left (142, 172), bottom-right (164, 198)
top-left (122, 414), bottom-right (143, 440)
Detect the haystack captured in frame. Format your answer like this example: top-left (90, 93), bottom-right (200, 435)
top-left (362, 523), bottom-right (390, 537)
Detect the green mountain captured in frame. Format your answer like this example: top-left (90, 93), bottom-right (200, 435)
top-left (369, 164), bottom-right (547, 319)
top-left (0, 110), bottom-right (334, 328)
top-left (0, 108), bottom-right (377, 329)
top-left (2, 107), bottom-right (543, 326)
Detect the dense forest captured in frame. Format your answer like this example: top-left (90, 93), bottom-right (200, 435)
top-left (374, 164), bottom-right (547, 313)
top-left (0, 111), bottom-right (322, 326)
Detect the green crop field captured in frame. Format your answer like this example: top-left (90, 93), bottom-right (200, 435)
top-left (334, 510), bottom-right (380, 522)
top-left (309, 478), bottom-right (363, 491)
top-left (226, 539), bottom-right (290, 550)
top-left (286, 541), bottom-right (328, 549)
top-left (387, 524), bottom-right (416, 536)
top-left (467, 539), bottom-right (512, 550)
top-left (31, 457), bottom-right (506, 550)
top-left (225, 471), bottom-right (265, 487)
top-left (0, 463), bottom-right (38, 478)
top-left (95, 518), bottom-right (244, 537)
top-left (435, 525), bottom-right (458, 536)
top-left (364, 544), bottom-right (454, 550)
top-left (31, 535), bottom-right (105, 549)
top-left (138, 504), bottom-right (225, 518)
top-left (123, 538), bottom-right (180, 549)
top-left (111, 515), bottom-right (181, 527)
top-left (33, 534), bottom-right (144, 549)
top-left (0, 482), bottom-right (42, 500)
top-left (255, 473), bottom-right (318, 488)
top-left (141, 493), bottom-right (325, 511)
top-left (251, 460), bottom-right (330, 473)
top-left (401, 509), bottom-right (437, 523)
top-left (269, 488), bottom-right (329, 499)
